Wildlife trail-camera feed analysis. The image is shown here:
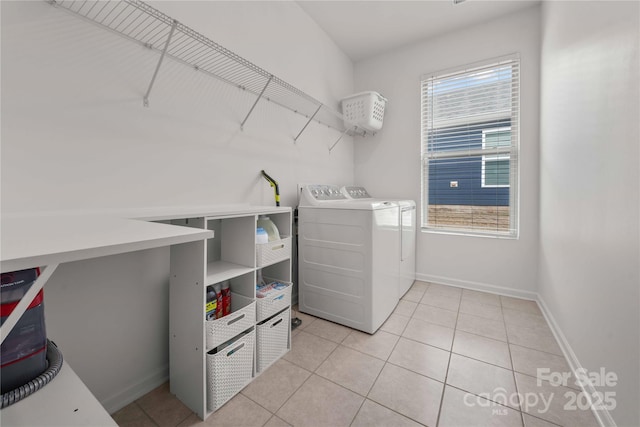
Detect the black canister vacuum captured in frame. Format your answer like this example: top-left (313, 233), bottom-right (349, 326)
top-left (1, 269), bottom-right (64, 408)
top-left (261, 170), bottom-right (302, 330)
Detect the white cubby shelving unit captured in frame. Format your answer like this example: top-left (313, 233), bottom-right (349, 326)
top-left (0, 206), bottom-right (290, 424)
top-left (168, 206), bottom-right (292, 420)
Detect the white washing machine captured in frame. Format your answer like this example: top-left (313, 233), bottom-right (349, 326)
top-left (297, 184), bottom-right (400, 334)
top-left (341, 186), bottom-right (417, 298)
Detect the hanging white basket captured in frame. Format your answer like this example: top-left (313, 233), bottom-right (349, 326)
top-left (341, 91), bottom-right (387, 132)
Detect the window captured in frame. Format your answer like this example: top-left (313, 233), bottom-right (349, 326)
top-left (482, 127), bottom-right (511, 188)
top-left (421, 55), bottom-right (519, 236)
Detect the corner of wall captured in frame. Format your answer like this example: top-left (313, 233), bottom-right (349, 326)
top-left (101, 365), bottom-right (169, 414)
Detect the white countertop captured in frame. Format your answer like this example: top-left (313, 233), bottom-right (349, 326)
top-left (1, 214), bottom-right (213, 273)
top-left (124, 204), bottom-right (291, 221)
top-left (1, 204), bottom-right (292, 272)
top-left (2, 204), bottom-right (291, 222)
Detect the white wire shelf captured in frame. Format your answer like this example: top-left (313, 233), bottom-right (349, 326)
top-left (49, 0), bottom-right (367, 143)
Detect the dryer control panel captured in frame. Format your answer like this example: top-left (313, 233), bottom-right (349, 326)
top-left (341, 186), bottom-right (371, 199)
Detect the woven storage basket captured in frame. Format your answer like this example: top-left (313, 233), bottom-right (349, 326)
top-left (256, 309), bottom-right (290, 372)
top-left (206, 330), bottom-right (255, 412)
top-left (256, 236), bottom-right (291, 267)
top-left (206, 296), bottom-right (255, 349)
top-left (341, 91), bottom-right (387, 132)
top-left (256, 279), bottom-right (292, 322)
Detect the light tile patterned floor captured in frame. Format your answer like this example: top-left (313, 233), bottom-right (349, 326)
top-left (112, 282), bottom-right (600, 427)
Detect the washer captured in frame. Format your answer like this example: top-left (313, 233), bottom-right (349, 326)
top-left (341, 186), bottom-right (417, 298)
top-left (297, 184), bottom-right (400, 334)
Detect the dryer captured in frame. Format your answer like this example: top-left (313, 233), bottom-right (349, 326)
top-left (297, 185), bottom-right (400, 334)
top-left (341, 186), bottom-right (417, 298)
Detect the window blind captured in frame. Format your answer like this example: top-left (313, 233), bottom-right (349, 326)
top-left (421, 55), bottom-right (519, 236)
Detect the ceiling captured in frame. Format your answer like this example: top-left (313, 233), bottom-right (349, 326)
top-left (297, 0), bottom-right (540, 61)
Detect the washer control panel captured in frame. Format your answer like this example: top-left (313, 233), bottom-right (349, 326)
top-left (307, 185), bottom-right (347, 200)
top-left (300, 185), bottom-right (348, 206)
top-left (341, 186), bottom-right (371, 199)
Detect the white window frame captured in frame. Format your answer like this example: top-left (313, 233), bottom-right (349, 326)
top-left (420, 54), bottom-right (520, 238)
top-left (481, 127), bottom-right (511, 188)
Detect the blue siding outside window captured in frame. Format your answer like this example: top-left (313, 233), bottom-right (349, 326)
top-left (428, 121), bottom-right (510, 206)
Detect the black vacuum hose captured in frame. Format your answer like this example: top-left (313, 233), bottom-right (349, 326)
top-left (1, 340), bottom-right (64, 409)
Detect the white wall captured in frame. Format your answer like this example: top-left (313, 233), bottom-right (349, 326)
top-left (1, 1), bottom-right (355, 213)
top-left (1, 0), bottom-right (355, 411)
top-left (353, 6), bottom-right (541, 296)
top-left (539, 2), bottom-right (640, 426)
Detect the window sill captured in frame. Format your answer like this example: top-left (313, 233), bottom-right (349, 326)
top-left (421, 227), bottom-right (518, 240)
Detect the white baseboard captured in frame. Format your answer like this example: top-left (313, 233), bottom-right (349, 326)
top-left (100, 364), bottom-right (169, 414)
top-left (536, 296), bottom-right (616, 427)
top-left (415, 273), bottom-right (538, 301)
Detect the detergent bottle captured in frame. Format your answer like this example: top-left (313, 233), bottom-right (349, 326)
top-left (257, 216), bottom-right (280, 242)
top-left (213, 283), bottom-right (223, 319)
top-left (221, 281), bottom-right (231, 317)
top-left (256, 227), bottom-right (269, 244)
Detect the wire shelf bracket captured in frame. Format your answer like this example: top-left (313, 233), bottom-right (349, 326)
top-left (294, 105), bottom-right (322, 143)
top-left (144, 19), bottom-right (177, 107)
top-left (240, 75), bottom-right (273, 130)
top-left (329, 125), bottom-right (355, 152)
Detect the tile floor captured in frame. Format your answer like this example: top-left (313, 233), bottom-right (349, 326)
top-left (112, 281), bottom-right (600, 427)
